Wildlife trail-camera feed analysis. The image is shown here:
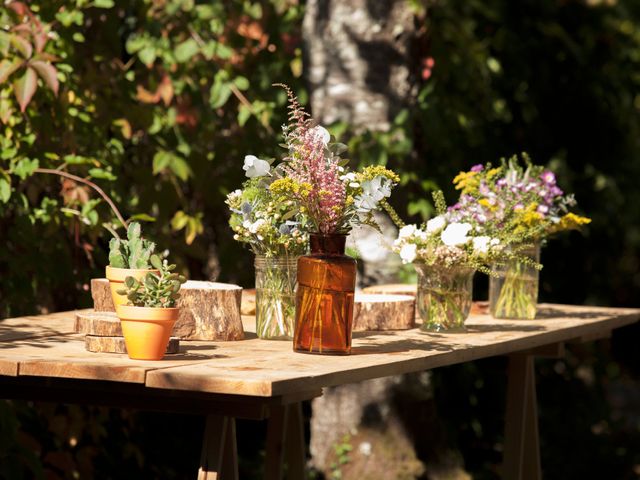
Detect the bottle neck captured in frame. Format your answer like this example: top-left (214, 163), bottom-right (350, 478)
top-left (309, 234), bottom-right (347, 255)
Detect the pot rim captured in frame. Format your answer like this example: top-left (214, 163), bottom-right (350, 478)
top-left (116, 304), bottom-right (179, 321)
top-left (106, 265), bottom-right (160, 282)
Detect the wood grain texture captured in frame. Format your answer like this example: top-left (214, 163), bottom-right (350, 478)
top-left (0, 305), bottom-right (638, 397)
top-left (92, 279), bottom-right (244, 341)
top-left (85, 335), bottom-right (180, 354)
top-left (353, 294), bottom-right (415, 331)
top-left (75, 312), bottom-right (122, 336)
top-left (361, 284), bottom-right (418, 297)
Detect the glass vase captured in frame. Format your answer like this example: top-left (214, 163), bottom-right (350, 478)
top-left (489, 243), bottom-right (541, 320)
top-left (254, 255), bottom-right (298, 339)
top-left (294, 234), bottom-right (356, 355)
top-left (414, 264), bottom-right (475, 332)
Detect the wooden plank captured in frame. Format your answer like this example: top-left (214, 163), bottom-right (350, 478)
top-left (146, 304), bottom-right (640, 396)
top-left (503, 354), bottom-right (541, 480)
top-left (0, 304), bottom-right (638, 397)
top-left (0, 310), bottom-right (90, 342)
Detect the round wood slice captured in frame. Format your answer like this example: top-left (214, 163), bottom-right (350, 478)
top-left (361, 283), bottom-right (418, 297)
top-left (74, 312), bottom-right (122, 336)
top-left (353, 294), bottom-right (416, 331)
top-left (241, 289), bottom-right (256, 315)
top-left (85, 335), bottom-right (180, 354)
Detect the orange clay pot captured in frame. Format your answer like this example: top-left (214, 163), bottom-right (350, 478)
top-left (105, 266), bottom-right (159, 307)
top-left (115, 305), bottom-right (179, 360)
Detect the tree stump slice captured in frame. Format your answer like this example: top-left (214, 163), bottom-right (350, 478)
top-left (91, 279), bottom-right (244, 341)
top-left (241, 289), bottom-right (256, 315)
top-left (362, 283), bottom-right (418, 297)
top-left (353, 294), bottom-right (415, 331)
top-left (74, 312), bottom-right (122, 336)
top-left (85, 335), bottom-right (180, 354)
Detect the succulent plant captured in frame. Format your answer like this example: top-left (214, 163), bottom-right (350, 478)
top-left (108, 222), bottom-right (156, 269)
top-left (116, 254), bottom-right (186, 308)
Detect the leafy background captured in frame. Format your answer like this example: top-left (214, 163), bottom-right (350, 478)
top-left (0, 0), bottom-right (639, 478)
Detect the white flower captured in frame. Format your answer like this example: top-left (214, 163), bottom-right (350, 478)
top-left (243, 155), bottom-right (271, 178)
top-left (398, 224), bottom-right (417, 239)
top-left (441, 222), bottom-right (472, 246)
top-left (490, 238), bottom-right (500, 246)
top-left (340, 172), bottom-right (357, 182)
top-left (314, 125), bottom-right (331, 145)
top-left (361, 176), bottom-right (392, 201)
top-left (426, 215), bottom-right (446, 233)
top-left (399, 243), bottom-right (417, 264)
top-left (472, 236), bottom-right (491, 254)
top-left (247, 218), bottom-right (267, 234)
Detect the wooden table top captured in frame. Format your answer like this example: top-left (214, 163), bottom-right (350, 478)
top-left (0, 304), bottom-right (638, 398)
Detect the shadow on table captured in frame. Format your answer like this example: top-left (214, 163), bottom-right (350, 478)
top-left (535, 306), bottom-right (606, 320)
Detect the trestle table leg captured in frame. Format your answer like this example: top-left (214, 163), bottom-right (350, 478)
top-left (198, 414), bottom-right (239, 480)
top-left (264, 402), bottom-right (307, 480)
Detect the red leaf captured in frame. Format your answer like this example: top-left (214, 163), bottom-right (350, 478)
top-left (30, 60), bottom-right (58, 95)
top-left (135, 85), bottom-right (160, 104)
top-left (10, 34), bottom-right (32, 59)
top-left (13, 66), bottom-right (37, 112)
top-left (158, 75), bottom-right (174, 106)
top-left (7, 2), bottom-right (30, 17)
top-left (0, 58), bottom-right (22, 84)
top-left (33, 30), bottom-right (47, 54)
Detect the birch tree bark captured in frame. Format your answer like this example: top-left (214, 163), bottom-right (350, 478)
top-left (304, 2), bottom-right (469, 478)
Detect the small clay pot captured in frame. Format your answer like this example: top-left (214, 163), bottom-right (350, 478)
top-left (115, 305), bottom-right (179, 360)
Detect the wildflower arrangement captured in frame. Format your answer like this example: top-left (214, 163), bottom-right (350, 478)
top-left (449, 153), bottom-right (591, 319)
top-left (267, 84), bottom-right (400, 235)
top-left (449, 153), bottom-right (591, 240)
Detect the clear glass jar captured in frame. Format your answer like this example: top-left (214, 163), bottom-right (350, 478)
top-left (414, 264), bottom-right (475, 332)
top-left (489, 243), bottom-right (541, 320)
top-left (255, 255), bottom-right (298, 339)
top-left (294, 234), bottom-right (356, 355)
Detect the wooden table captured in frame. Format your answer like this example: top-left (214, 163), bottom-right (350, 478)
top-left (1, 304), bottom-right (638, 479)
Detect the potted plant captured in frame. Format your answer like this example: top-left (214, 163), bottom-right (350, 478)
top-left (226, 162), bottom-right (309, 340)
top-left (115, 254), bottom-right (186, 360)
top-left (449, 154), bottom-right (591, 319)
top-left (106, 222), bottom-right (159, 307)
top-left (267, 84), bottom-right (400, 354)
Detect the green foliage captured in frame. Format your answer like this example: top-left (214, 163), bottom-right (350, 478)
top-left (116, 255), bottom-right (186, 307)
top-left (108, 222), bottom-right (156, 269)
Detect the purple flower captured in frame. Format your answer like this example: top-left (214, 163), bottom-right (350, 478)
top-left (471, 164), bottom-right (484, 172)
top-left (541, 171), bottom-right (556, 184)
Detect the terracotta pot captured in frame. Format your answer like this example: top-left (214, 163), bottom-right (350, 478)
top-left (105, 266), bottom-right (159, 307)
top-left (115, 305), bottom-right (179, 360)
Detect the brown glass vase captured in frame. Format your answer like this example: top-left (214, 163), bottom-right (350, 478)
top-left (294, 233), bottom-right (356, 355)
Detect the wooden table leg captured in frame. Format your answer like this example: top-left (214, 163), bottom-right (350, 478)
top-left (198, 414), bottom-right (239, 480)
top-left (264, 403), bottom-right (307, 480)
top-left (503, 354), bottom-right (541, 480)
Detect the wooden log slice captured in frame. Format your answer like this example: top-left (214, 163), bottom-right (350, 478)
top-left (85, 335), bottom-right (180, 354)
top-left (361, 283), bottom-right (418, 297)
top-left (241, 289), bottom-right (256, 315)
top-left (353, 294), bottom-right (416, 331)
top-left (91, 279), bottom-right (244, 341)
top-left (74, 312), bottom-right (122, 336)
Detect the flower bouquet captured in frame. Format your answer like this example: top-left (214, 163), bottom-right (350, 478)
top-left (267, 84), bottom-right (400, 354)
top-left (392, 192), bottom-right (508, 331)
top-left (450, 153), bottom-right (591, 319)
top-left (226, 160), bottom-right (309, 339)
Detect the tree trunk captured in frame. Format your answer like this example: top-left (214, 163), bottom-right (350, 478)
top-left (304, 2), bottom-right (468, 478)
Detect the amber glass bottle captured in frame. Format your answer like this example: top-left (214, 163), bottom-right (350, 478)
top-left (294, 233), bottom-right (356, 354)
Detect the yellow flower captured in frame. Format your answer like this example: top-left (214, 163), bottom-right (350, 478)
top-left (358, 165), bottom-right (400, 183)
top-left (486, 167), bottom-right (502, 180)
top-left (453, 170), bottom-right (479, 194)
top-left (478, 198), bottom-right (492, 208)
top-left (556, 213), bottom-right (592, 231)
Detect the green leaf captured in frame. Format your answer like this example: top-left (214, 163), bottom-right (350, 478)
top-left (30, 60), bottom-right (59, 95)
top-left (153, 150), bottom-right (192, 180)
top-left (93, 0), bottom-right (115, 8)
top-left (233, 76), bottom-right (249, 90)
top-left (88, 167), bottom-right (116, 180)
top-left (128, 213), bottom-right (156, 223)
top-left (13, 67), bottom-right (37, 112)
top-left (10, 35), bottom-right (32, 59)
top-left (11, 158), bottom-right (39, 180)
top-left (150, 254), bottom-right (162, 270)
top-left (238, 104), bottom-right (251, 126)
top-left (0, 58), bottom-right (22, 84)
top-left (174, 39), bottom-right (199, 63)
top-left (171, 211), bottom-right (189, 230)
top-left (0, 175), bottom-right (11, 203)
top-left (209, 81), bottom-right (232, 109)
top-left (138, 46), bottom-right (156, 67)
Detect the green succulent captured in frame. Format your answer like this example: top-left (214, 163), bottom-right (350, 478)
top-left (109, 222), bottom-right (156, 269)
top-left (116, 254), bottom-right (186, 308)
